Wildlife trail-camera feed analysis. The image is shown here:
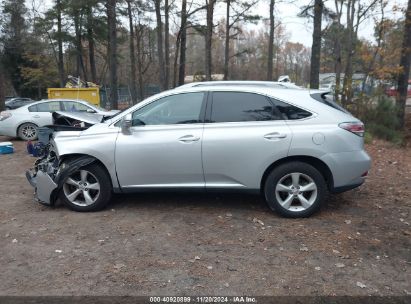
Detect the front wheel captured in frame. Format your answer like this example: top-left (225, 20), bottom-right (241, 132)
top-left (264, 162), bottom-right (327, 218)
top-left (59, 163), bottom-right (112, 212)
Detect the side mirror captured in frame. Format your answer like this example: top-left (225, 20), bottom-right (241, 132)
top-left (121, 113), bottom-right (133, 135)
top-left (86, 108), bottom-right (96, 113)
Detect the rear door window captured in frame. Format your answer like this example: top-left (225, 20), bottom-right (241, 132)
top-left (33, 101), bottom-right (62, 113)
top-left (62, 101), bottom-right (92, 112)
top-left (210, 92), bottom-right (281, 123)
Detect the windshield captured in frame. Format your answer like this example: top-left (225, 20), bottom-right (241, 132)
top-left (102, 107), bottom-right (128, 121)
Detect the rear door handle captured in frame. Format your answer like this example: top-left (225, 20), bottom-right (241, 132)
top-left (178, 135), bottom-right (200, 143)
top-left (32, 115), bottom-right (40, 118)
top-left (264, 132), bottom-right (287, 140)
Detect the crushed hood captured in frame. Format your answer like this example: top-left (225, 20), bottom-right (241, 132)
top-left (47, 111), bottom-right (115, 132)
top-left (53, 111), bottom-right (105, 125)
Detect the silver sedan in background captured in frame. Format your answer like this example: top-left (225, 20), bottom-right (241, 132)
top-left (26, 84), bottom-right (371, 217)
top-left (0, 99), bottom-right (117, 140)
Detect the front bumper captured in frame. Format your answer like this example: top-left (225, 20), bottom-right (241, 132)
top-left (0, 124), bottom-right (17, 137)
top-left (26, 169), bottom-right (57, 205)
top-left (26, 154), bottom-right (97, 206)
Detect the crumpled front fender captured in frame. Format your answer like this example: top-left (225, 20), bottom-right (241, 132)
top-left (26, 155), bottom-right (97, 206)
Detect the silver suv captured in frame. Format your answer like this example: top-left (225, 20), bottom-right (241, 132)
top-left (26, 84), bottom-right (371, 217)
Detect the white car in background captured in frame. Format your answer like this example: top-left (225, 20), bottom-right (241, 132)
top-left (0, 99), bottom-right (117, 140)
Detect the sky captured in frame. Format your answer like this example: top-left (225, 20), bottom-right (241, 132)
top-left (26, 0), bottom-right (408, 47)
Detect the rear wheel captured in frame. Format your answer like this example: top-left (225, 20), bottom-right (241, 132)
top-left (18, 122), bottom-right (38, 140)
top-left (264, 162), bottom-right (327, 218)
top-left (59, 163), bottom-right (112, 212)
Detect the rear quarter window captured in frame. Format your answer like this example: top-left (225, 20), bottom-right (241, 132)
top-left (270, 98), bottom-right (312, 120)
top-left (28, 105), bottom-right (37, 112)
top-left (310, 93), bottom-right (349, 114)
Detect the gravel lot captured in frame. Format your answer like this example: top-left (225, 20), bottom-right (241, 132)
top-left (0, 136), bottom-right (410, 296)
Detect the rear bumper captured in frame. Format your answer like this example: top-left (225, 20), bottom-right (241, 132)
top-left (331, 181), bottom-right (364, 194)
top-left (321, 149), bottom-right (371, 189)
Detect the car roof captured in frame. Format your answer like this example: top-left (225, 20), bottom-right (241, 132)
top-left (30, 98), bottom-right (89, 105)
top-left (16, 98), bottom-right (90, 110)
top-left (141, 85), bottom-right (316, 110)
top-left (171, 84), bottom-right (345, 114)
top-left (174, 81), bottom-right (303, 90)
top-left (6, 97), bottom-right (32, 102)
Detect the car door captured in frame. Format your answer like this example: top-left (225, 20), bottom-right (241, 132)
top-left (115, 92), bottom-right (207, 189)
top-left (202, 91), bottom-right (293, 190)
top-left (28, 101), bottom-right (62, 126)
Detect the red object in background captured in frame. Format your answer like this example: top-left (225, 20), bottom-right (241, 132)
top-left (385, 80), bottom-right (411, 97)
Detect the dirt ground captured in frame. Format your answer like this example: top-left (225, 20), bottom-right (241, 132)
top-left (0, 136), bottom-right (410, 296)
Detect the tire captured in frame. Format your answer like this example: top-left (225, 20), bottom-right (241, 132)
top-left (18, 122), bottom-right (38, 141)
top-left (59, 163), bottom-right (112, 212)
top-left (264, 161), bottom-right (327, 218)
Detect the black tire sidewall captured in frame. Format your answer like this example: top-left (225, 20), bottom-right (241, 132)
top-left (59, 163), bottom-right (112, 212)
top-left (264, 162), bottom-right (327, 218)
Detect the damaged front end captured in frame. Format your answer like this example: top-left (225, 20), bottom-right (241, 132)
top-left (26, 111), bottom-right (108, 206)
top-left (26, 140), bottom-right (96, 206)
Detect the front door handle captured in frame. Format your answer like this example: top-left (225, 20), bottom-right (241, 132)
top-left (32, 115), bottom-right (40, 119)
top-left (264, 132), bottom-right (287, 140)
top-left (178, 135), bottom-right (200, 143)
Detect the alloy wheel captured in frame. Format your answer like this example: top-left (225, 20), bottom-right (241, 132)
top-left (275, 172), bottom-right (318, 212)
top-left (63, 169), bottom-right (101, 207)
top-left (21, 124), bottom-right (37, 140)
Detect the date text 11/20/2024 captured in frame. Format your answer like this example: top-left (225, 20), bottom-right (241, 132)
top-left (149, 297), bottom-right (257, 303)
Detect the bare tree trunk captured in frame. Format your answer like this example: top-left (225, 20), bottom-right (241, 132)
top-left (154, 0), bottom-right (166, 90)
top-left (87, 3), bottom-right (97, 83)
top-left (334, 0), bottom-right (343, 102)
top-left (224, 0), bottom-right (231, 80)
top-left (74, 11), bottom-right (88, 82)
top-left (309, 0), bottom-right (323, 89)
top-left (107, 0), bottom-right (118, 109)
top-left (136, 25), bottom-right (145, 100)
top-left (127, 0), bottom-right (137, 104)
top-left (341, 0), bottom-right (355, 106)
top-left (164, 0), bottom-right (170, 89)
top-left (205, 0), bottom-right (215, 81)
top-left (74, 12), bottom-right (81, 77)
top-left (178, 0), bottom-right (187, 86)
top-left (56, 0), bottom-right (65, 87)
top-left (267, 0), bottom-right (275, 81)
top-left (396, 0), bottom-right (411, 129)
top-left (361, 0), bottom-right (385, 94)
top-left (173, 30), bottom-right (181, 87)
top-left (0, 62), bottom-right (5, 111)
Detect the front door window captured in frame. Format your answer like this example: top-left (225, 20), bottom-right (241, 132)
top-left (132, 92), bottom-right (205, 126)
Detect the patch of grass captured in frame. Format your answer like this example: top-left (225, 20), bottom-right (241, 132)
top-left (364, 132), bottom-right (373, 144)
top-left (360, 95), bottom-right (405, 145)
top-left (367, 123), bottom-right (404, 145)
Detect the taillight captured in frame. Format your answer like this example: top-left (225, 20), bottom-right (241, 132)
top-left (339, 122), bottom-right (365, 137)
top-left (0, 111), bottom-right (12, 121)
